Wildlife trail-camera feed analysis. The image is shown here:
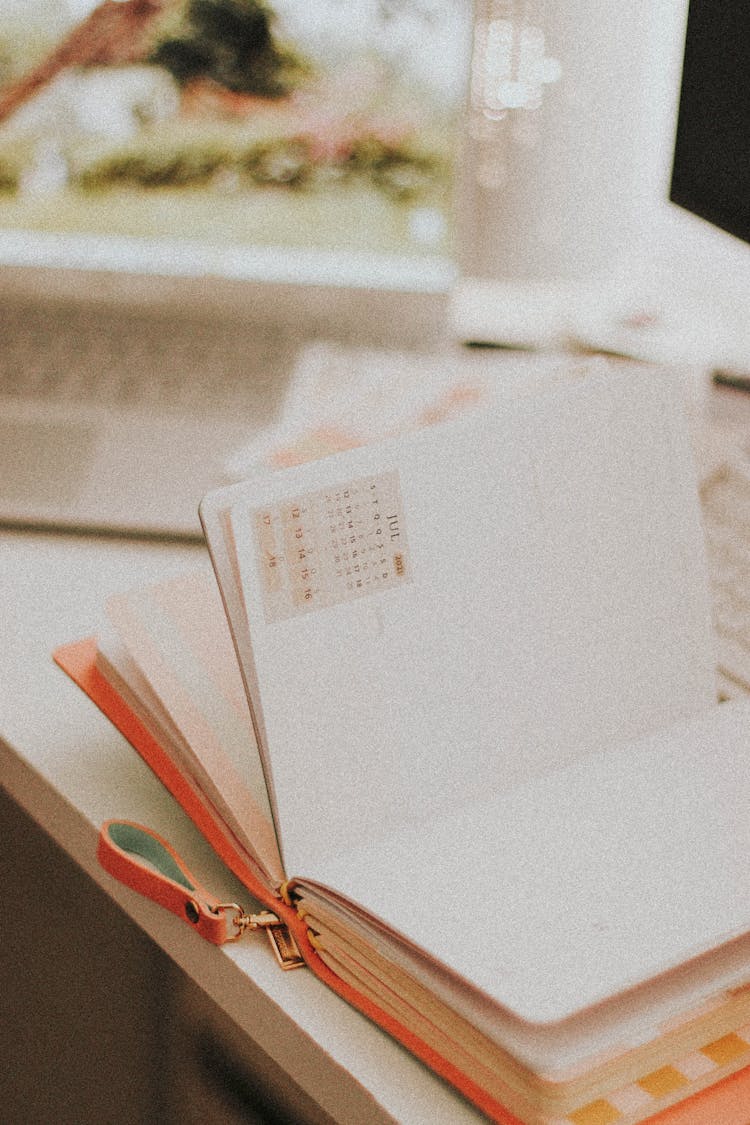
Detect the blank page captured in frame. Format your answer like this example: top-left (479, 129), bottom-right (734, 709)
top-left (219, 366), bottom-right (715, 877)
top-left (306, 700), bottom-right (750, 1027)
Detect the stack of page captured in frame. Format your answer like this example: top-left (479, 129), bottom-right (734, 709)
top-left (56, 364), bottom-right (750, 1125)
top-left (222, 341), bottom-right (613, 478)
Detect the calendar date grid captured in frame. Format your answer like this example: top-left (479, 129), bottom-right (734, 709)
top-left (254, 471), bottom-right (409, 623)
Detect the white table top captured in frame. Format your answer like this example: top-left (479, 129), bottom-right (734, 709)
top-left (0, 528), bottom-right (482, 1125)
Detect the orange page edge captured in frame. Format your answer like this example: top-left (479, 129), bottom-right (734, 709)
top-left (53, 638), bottom-right (750, 1125)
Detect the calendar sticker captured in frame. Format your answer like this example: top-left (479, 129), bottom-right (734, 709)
top-left (253, 471), bottom-right (410, 623)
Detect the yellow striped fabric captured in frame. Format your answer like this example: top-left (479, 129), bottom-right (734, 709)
top-left (557, 1023), bottom-right (750, 1125)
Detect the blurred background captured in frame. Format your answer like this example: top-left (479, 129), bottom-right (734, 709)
top-left (0, 0), bottom-right (471, 260)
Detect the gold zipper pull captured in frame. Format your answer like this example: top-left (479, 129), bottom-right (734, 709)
top-left (217, 903), bottom-right (305, 970)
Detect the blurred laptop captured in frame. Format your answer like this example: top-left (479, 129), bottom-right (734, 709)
top-left (0, 296), bottom-right (586, 542)
top-left (0, 299), bottom-right (299, 539)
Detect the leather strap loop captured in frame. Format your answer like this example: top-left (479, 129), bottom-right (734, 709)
top-left (97, 819), bottom-right (228, 944)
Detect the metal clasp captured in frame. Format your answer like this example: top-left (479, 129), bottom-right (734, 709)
top-left (214, 903), bottom-right (305, 970)
top-left (215, 903), bottom-right (281, 941)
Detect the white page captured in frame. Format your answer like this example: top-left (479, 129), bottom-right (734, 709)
top-left (221, 366), bottom-right (716, 877)
top-left (103, 571), bottom-right (283, 883)
top-left (200, 491), bottom-right (279, 833)
top-left (301, 700), bottom-right (750, 1028)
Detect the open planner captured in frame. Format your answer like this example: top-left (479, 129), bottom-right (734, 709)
top-left (55, 364), bottom-right (750, 1124)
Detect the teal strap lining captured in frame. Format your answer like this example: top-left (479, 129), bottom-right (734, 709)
top-left (107, 821), bottom-right (195, 892)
